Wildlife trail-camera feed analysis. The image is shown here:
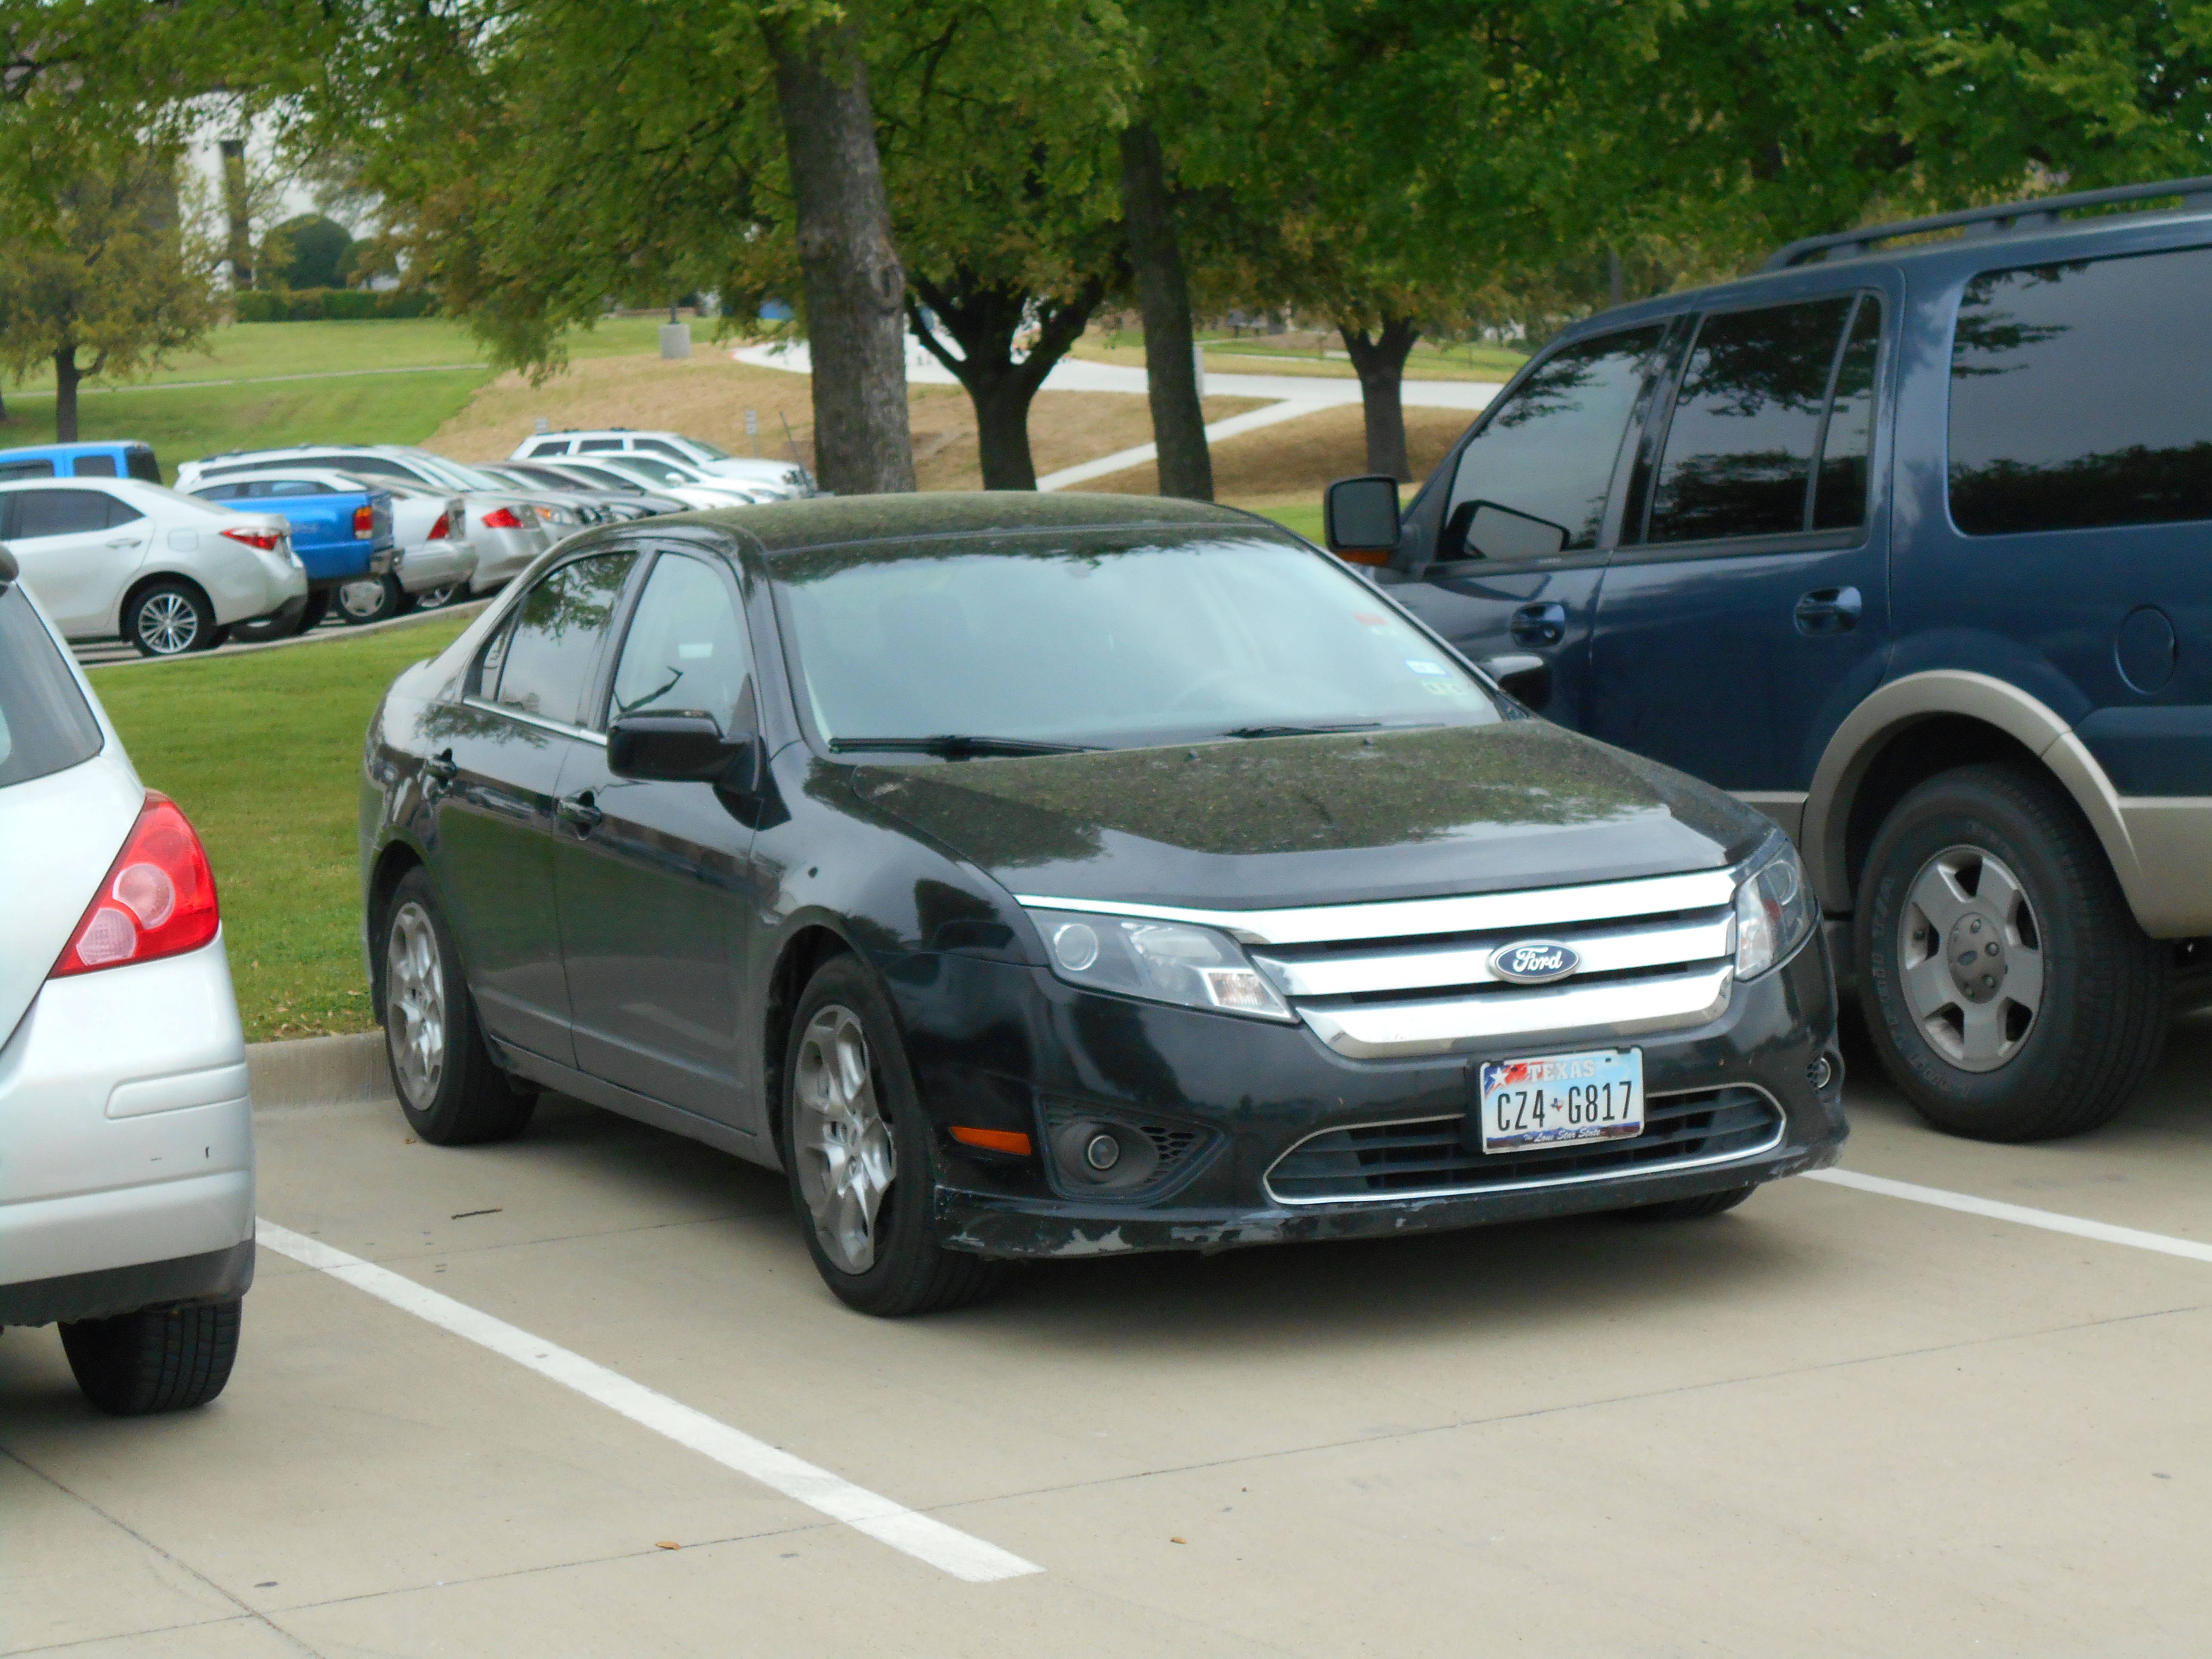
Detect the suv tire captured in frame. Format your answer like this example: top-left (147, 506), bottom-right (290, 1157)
top-left (380, 869), bottom-right (535, 1145)
top-left (1856, 764), bottom-right (2169, 1141)
top-left (780, 954), bottom-right (1002, 1316)
top-left (61, 1298), bottom-right (241, 1414)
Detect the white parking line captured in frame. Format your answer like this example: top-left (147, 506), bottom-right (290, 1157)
top-left (1808, 1169), bottom-right (2212, 1264)
top-left (254, 1219), bottom-right (1042, 1583)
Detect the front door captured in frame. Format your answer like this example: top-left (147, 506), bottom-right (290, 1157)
top-left (1388, 323), bottom-right (1672, 727)
top-left (554, 545), bottom-right (764, 1126)
top-left (0, 486), bottom-right (150, 636)
top-left (425, 548), bottom-right (639, 1063)
top-left (1587, 289), bottom-right (1895, 832)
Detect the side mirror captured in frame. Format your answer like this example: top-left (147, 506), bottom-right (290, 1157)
top-left (608, 711), bottom-right (763, 792)
top-left (1478, 653), bottom-right (1552, 708)
top-left (1323, 475), bottom-right (1401, 566)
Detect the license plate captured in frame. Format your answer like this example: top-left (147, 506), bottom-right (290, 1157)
top-left (1477, 1048), bottom-right (1644, 1154)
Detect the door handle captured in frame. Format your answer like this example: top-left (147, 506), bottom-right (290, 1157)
top-left (1510, 601), bottom-right (1568, 647)
top-left (1793, 585), bottom-right (1863, 635)
top-left (556, 790), bottom-right (603, 835)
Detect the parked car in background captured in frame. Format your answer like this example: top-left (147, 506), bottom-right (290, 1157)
top-left (186, 468), bottom-right (478, 628)
top-left (0, 477), bottom-right (305, 656)
top-left (359, 494), bottom-right (1844, 1317)
top-left (508, 427), bottom-right (814, 496)
top-left (586, 453), bottom-right (778, 508)
top-left (1323, 173), bottom-right (2212, 1144)
top-left (534, 456), bottom-right (744, 512)
top-left (0, 440), bottom-right (164, 484)
top-left (183, 470), bottom-right (398, 636)
top-left (0, 548), bottom-right (252, 1411)
top-left (179, 447), bottom-right (551, 595)
top-left (474, 462), bottom-right (681, 520)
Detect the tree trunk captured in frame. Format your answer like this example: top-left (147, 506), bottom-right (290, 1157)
top-left (1117, 122), bottom-right (1211, 501)
top-left (909, 273), bottom-right (1107, 491)
top-left (1340, 317), bottom-right (1421, 480)
top-left (53, 346), bottom-right (81, 444)
top-left (760, 13), bottom-right (915, 495)
top-left (0, 383), bottom-right (9, 425)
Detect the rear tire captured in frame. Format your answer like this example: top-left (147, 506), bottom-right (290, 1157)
top-left (124, 580), bottom-right (216, 657)
top-left (337, 573), bottom-right (411, 626)
top-left (412, 583), bottom-right (462, 611)
top-left (379, 869), bottom-right (535, 1145)
top-left (61, 1299), bottom-right (240, 1414)
top-left (1623, 1186), bottom-right (1755, 1221)
top-left (1856, 764), bottom-right (2169, 1141)
top-left (780, 955), bottom-right (1002, 1316)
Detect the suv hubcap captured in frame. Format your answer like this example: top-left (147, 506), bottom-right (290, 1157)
top-left (137, 592), bottom-right (198, 654)
top-left (793, 1005), bottom-right (896, 1274)
top-left (386, 901), bottom-right (446, 1106)
top-left (1898, 847), bottom-right (2044, 1072)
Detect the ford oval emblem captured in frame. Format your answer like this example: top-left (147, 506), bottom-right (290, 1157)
top-left (1490, 940), bottom-right (1580, 984)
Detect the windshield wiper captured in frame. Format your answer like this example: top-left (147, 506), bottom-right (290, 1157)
top-left (1221, 721), bottom-right (1383, 739)
top-left (828, 734), bottom-right (1101, 758)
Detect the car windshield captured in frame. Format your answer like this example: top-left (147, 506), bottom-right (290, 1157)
top-left (774, 531), bottom-right (1503, 750)
top-left (602, 455), bottom-right (692, 486)
top-left (413, 457), bottom-right (507, 493)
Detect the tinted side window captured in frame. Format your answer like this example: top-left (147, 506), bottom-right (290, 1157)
top-left (200, 483), bottom-right (246, 501)
top-left (1442, 325), bottom-right (1665, 561)
top-left (1950, 245), bottom-right (2212, 535)
top-left (74, 455), bottom-right (118, 477)
top-left (579, 438), bottom-right (624, 453)
top-left (609, 553), bottom-right (754, 732)
top-left (332, 457), bottom-right (416, 480)
top-left (0, 585), bottom-right (103, 787)
top-left (104, 495), bottom-right (144, 528)
top-left (487, 552), bottom-right (638, 725)
top-left (126, 448), bottom-right (161, 483)
top-left (1812, 296), bottom-right (1882, 532)
top-left (14, 489), bottom-right (115, 538)
top-left (633, 439), bottom-right (686, 459)
top-left (0, 460), bottom-right (55, 481)
top-left (1646, 297), bottom-right (1855, 542)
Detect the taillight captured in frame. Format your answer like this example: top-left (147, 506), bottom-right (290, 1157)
top-left (49, 793), bottom-right (220, 979)
top-left (353, 503), bottom-right (376, 538)
top-left (428, 512), bottom-right (451, 541)
top-left (481, 507), bottom-right (524, 530)
top-left (222, 526), bottom-right (283, 551)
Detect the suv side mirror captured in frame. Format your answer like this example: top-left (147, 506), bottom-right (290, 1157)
top-left (608, 711), bottom-right (763, 793)
top-left (1323, 475), bottom-right (1401, 566)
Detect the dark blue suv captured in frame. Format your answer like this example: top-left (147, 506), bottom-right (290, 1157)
top-left (1327, 175), bottom-right (2212, 1143)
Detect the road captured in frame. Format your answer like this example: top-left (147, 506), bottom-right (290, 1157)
top-left (6, 1011), bottom-right (2211, 1656)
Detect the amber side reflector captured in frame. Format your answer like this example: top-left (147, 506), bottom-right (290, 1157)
top-left (1335, 549), bottom-right (1392, 567)
top-left (951, 1126), bottom-right (1034, 1156)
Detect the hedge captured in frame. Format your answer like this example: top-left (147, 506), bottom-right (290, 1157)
top-left (232, 288), bottom-right (440, 322)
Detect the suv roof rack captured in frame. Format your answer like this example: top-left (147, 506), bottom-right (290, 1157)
top-left (1764, 174), bottom-right (2212, 270)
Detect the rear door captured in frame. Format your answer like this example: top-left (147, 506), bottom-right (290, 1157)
top-left (0, 486), bottom-right (151, 637)
top-left (1586, 287), bottom-right (1896, 834)
top-left (1388, 323), bottom-right (1673, 726)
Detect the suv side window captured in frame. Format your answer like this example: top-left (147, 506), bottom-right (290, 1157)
top-left (480, 552), bottom-right (639, 726)
top-left (1440, 325), bottom-right (1666, 561)
top-left (632, 439), bottom-right (687, 459)
top-left (578, 438), bottom-right (625, 453)
top-left (1642, 295), bottom-right (1871, 543)
top-left (1949, 244), bottom-right (2212, 535)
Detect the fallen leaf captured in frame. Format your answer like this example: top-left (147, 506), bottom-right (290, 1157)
top-left (1170, 1536), bottom-right (1185, 1545)
top-left (656, 1540), bottom-right (681, 1550)
top-left (403, 1136), bottom-right (417, 1145)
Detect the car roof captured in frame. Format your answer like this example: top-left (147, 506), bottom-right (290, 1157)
top-left (675, 490), bottom-right (1279, 557)
top-left (189, 467), bottom-right (383, 489)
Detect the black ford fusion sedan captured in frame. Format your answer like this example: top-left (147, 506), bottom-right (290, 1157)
top-left (359, 493), bottom-right (1846, 1314)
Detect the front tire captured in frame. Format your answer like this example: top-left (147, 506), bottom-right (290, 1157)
top-left (1857, 764), bottom-right (2169, 1141)
top-left (380, 869), bottom-right (535, 1145)
top-left (61, 1300), bottom-right (240, 1414)
top-left (125, 580), bottom-right (216, 657)
top-left (780, 954), bottom-right (1001, 1316)
top-left (1623, 1186), bottom-right (1755, 1221)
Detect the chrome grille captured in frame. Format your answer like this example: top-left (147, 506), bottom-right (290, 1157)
top-left (1264, 1086), bottom-right (1784, 1205)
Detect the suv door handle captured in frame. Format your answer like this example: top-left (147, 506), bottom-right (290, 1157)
top-left (1510, 602), bottom-right (1568, 647)
top-left (556, 790), bottom-right (603, 835)
top-left (1794, 586), bottom-right (1863, 635)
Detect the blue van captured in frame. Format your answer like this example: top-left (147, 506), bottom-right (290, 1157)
top-left (0, 441), bottom-right (163, 483)
top-left (1325, 174), bottom-right (2212, 1146)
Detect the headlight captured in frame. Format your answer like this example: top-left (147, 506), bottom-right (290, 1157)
top-left (1023, 906), bottom-right (1294, 1022)
top-left (1734, 838), bottom-right (1818, 979)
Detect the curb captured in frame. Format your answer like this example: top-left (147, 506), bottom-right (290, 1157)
top-left (248, 1030), bottom-right (392, 1108)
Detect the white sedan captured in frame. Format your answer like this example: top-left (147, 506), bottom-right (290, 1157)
top-left (0, 477), bottom-right (305, 657)
top-left (0, 550), bottom-right (252, 1412)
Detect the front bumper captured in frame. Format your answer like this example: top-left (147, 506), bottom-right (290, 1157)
top-left (896, 939), bottom-right (1844, 1260)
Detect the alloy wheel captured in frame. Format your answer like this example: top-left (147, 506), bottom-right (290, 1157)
top-left (136, 591), bottom-right (200, 655)
top-left (792, 1004), bottom-right (896, 1274)
top-left (1897, 845), bottom-right (2044, 1072)
top-left (414, 584), bottom-right (460, 611)
top-left (386, 900), bottom-right (447, 1106)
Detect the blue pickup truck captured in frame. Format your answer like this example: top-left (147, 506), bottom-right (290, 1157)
top-left (186, 474), bottom-right (398, 635)
top-left (0, 440), bottom-right (163, 483)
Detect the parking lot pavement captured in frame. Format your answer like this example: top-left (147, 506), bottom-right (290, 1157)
top-left (6, 1013), bottom-right (2211, 1657)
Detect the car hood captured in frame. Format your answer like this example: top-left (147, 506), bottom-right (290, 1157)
top-left (849, 720), bottom-right (1777, 910)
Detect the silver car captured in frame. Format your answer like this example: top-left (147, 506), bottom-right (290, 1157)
top-left (0, 548), bottom-right (252, 1412)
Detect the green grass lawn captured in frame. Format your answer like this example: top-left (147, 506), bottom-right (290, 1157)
top-left (88, 610), bottom-right (481, 1042)
top-left (1252, 502), bottom-right (1325, 542)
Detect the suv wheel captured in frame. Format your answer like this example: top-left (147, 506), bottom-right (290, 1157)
top-left (380, 869), bottom-right (535, 1144)
top-left (780, 954), bottom-right (1001, 1316)
top-left (126, 580), bottom-right (219, 657)
top-left (1856, 764), bottom-right (2169, 1141)
top-left (61, 1299), bottom-right (241, 1414)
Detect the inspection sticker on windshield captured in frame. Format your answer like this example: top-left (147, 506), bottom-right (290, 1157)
top-left (1404, 658), bottom-right (1449, 675)
top-left (1477, 1049), bottom-right (1644, 1153)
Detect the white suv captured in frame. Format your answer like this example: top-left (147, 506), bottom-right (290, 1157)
top-left (0, 551), bottom-right (253, 1412)
top-left (510, 428), bottom-right (814, 496)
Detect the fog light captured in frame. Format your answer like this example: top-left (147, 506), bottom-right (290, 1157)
top-left (1084, 1132), bottom-right (1121, 1172)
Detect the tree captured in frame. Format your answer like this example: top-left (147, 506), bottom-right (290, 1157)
top-left (0, 153), bottom-right (217, 441)
top-left (268, 213), bottom-right (355, 290)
